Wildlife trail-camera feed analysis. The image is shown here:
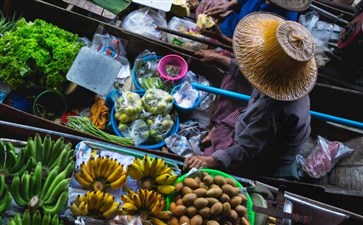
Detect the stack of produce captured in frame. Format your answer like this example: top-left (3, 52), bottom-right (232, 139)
top-left (73, 156), bottom-right (128, 191)
top-left (169, 172), bottom-right (250, 225)
top-left (0, 134), bottom-right (75, 225)
top-left (127, 155), bottom-right (177, 195)
top-left (115, 89), bottom-right (175, 145)
top-left (7, 209), bottom-right (63, 225)
top-left (11, 162), bottom-right (72, 214)
top-left (70, 191), bottom-right (121, 220)
top-left (121, 189), bottom-right (172, 225)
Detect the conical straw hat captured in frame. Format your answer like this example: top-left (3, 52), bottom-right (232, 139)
top-left (232, 12), bottom-right (317, 101)
top-left (270, 0), bottom-right (312, 11)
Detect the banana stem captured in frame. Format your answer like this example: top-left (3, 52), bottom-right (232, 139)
top-left (29, 196), bottom-right (41, 213)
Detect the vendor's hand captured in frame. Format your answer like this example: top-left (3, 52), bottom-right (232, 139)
top-left (184, 156), bottom-right (218, 170)
top-left (195, 49), bottom-right (231, 66)
top-left (204, 3), bottom-right (230, 17)
top-left (200, 25), bottom-right (224, 41)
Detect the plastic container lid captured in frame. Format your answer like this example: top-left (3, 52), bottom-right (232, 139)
top-left (165, 168), bottom-right (255, 225)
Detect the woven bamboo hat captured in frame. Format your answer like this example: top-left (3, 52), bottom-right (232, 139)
top-left (232, 12), bottom-right (317, 101)
top-left (270, 0), bottom-right (312, 11)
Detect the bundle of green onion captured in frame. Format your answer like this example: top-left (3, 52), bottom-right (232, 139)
top-left (66, 116), bottom-right (134, 146)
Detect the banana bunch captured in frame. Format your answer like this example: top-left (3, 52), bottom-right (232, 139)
top-left (121, 189), bottom-right (172, 225)
top-left (74, 156), bottom-right (128, 191)
top-left (127, 155), bottom-right (177, 195)
top-left (8, 209), bottom-right (64, 225)
top-left (0, 175), bottom-right (12, 215)
top-left (11, 162), bottom-right (72, 214)
top-left (0, 140), bottom-right (35, 177)
top-left (25, 134), bottom-right (74, 177)
top-left (70, 190), bottom-right (121, 220)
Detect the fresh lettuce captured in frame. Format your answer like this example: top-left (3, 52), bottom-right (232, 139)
top-left (0, 18), bottom-right (82, 91)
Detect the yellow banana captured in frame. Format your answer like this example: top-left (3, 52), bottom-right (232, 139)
top-left (106, 164), bottom-right (124, 183)
top-left (133, 158), bottom-right (143, 169)
top-left (131, 193), bottom-right (142, 208)
top-left (138, 189), bottom-right (146, 208)
top-left (156, 185), bottom-right (175, 195)
top-left (151, 217), bottom-right (168, 225)
top-left (143, 155), bottom-right (152, 176)
top-left (122, 202), bottom-right (138, 214)
top-left (127, 164), bottom-right (144, 180)
top-left (102, 202), bottom-right (120, 219)
top-left (150, 200), bottom-right (164, 215)
top-left (94, 157), bottom-right (102, 178)
top-left (104, 159), bottom-right (117, 178)
top-left (79, 164), bottom-right (93, 183)
top-left (153, 211), bottom-right (172, 220)
top-left (109, 174), bottom-right (127, 189)
top-left (165, 174), bottom-right (178, 185)
top-left (149, 157), bottom-right (159, 177)
top-left (159, 167), bottom-right (172, 175)
top-left (154, 158), bottom-right (166, 175)
top-left (70, 203), bottom-right (81, 216)
top-left (88, 191), bottom-right (98, 210)
top-left (94, 191), bottom-right (105, 210)
top-left (88, 157), bottom-right (97, 179)
top-left (155, 174), bottom-right (170, 185)
top-left (121, 195), bottom-right (134, 205)
top-left (74, 172), bottom-right (91, 188)
top-left (99, 195), bottom-right (115, 213)
top-left (100, 156), bottom-right (111, 174)
top-left (79, 202), bottom-right (89, 216)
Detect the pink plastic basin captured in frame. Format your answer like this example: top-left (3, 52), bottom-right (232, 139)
top-left (157, 54), bottom-right (188, 81)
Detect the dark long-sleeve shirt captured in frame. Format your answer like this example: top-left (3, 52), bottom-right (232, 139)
top-left (211, 60), bottom-right (311, 174)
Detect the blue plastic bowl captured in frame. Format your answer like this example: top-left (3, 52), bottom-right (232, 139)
top-left (132, 55), bottom-right (162, 94)
top-left (171, 84), bottom-right (201, 114)
top-left (110, 101), bottom-right (179, 150)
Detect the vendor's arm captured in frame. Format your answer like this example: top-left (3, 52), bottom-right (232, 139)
top-left (211, 115), bottom-right (277, 168)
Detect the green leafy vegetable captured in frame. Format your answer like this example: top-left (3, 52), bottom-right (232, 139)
top-left (0, 18), bottom-right (82, 91)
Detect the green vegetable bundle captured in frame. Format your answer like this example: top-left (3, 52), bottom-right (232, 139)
top-left (0, 18), bottom-right (82, 91)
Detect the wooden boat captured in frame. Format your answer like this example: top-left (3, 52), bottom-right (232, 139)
top-left (1, 119), bottom-right (363, 225)
top-left (1, 0), bottom-right (363, 218)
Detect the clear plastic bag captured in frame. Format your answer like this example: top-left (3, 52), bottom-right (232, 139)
top-left (148, 114), bottom-right (174, 143)
top-left (167, 17), bottom-right (208, 51)
top-left (114, 91), bottom-right (142, 123)
top-left (141, 88), bottom-right (174, 115)
top-left (110, 215), bottom-right (143, 225)
top-left (172, 82), bottom-right (199, 108)
top-left (298, 11), bottom-right (333, 67)
top-left (119, 119), bottom-right (150, 145)
top-left (297, 135), bottom-right (354, 179)
top-left (120, 8), bottom-right (167, 40)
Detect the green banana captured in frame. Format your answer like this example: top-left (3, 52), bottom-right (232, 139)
top-left (22, 209), bottom-right (31, 225)
top-left (20, 171), bottom-right (31, 201)
top-left (33, 162), bottom-right (43, 196)
top-left (50, 214), bottom-right (60, 225)
top-left (35, 133), bottom-right (44, 164)
top-left (40, 166), bottom-right (59, 199)
top-left (43, 169), bottom-right (67, 201)
top-left (28, 173), bottom-right (35, 201)
top-left (8, 147), bottom-right (27, 174)
top-left (32, 210), bottom-right (42, 225)
top-left (43, 190), bottom-right (69, 215)
top-left (5, 145), bottom-right (16, 169)
top-left (42, 213), bottom-right (51, 225)
top-left (47, 138), bottom-right (67, 169)
top-left (65, 160), bottom-right (75, 178)
top-left (43, 178), bottom-right (70, 205)
top-left (56, 149), bottom-right (68, 171)
top-left (8, 220), bottom-right (16, 225)
top-left (26, 137), bottom-right (37, 160)
top-left (42, 134), bottom-right (52, 166)
top-left (14, 213), bottom-right (22, 224)
top-left (0, 141), bottom-right (5, 168)
top-left (11, 175), bottom-right (27, 206)
top-left (0, 176), bottom-right (12, 215)
top-left (16, 157), bottom-right (36, 177)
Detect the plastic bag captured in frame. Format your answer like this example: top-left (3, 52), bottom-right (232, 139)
top-left (110, 215), bottom-right (143, 225)
top-left (120, 8), bottom-right (167, 40)
top-left (114, 91), bottom-right (142, 123)
top-left (172, 82), bottom-right (199, 108)
top-left (119, 119), bottom-right (150, 145)
top-left (167, 16), bottom-right (208, 51)
top-left (148, 114), bottom-right (174, 143)
top-left (141, 88), bottom-right (174, 115)
top-left (298, 11), bottom-right (333, 67)
top-left (297, 135), bottom-right (354, 179)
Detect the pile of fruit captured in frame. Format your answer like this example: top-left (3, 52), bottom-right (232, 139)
top-left (115, 88), bottom-right (175, 145)
top-left (0, 134), bottom-right (75, 224)
top-left (169, 171), bottom-right (251, 225)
